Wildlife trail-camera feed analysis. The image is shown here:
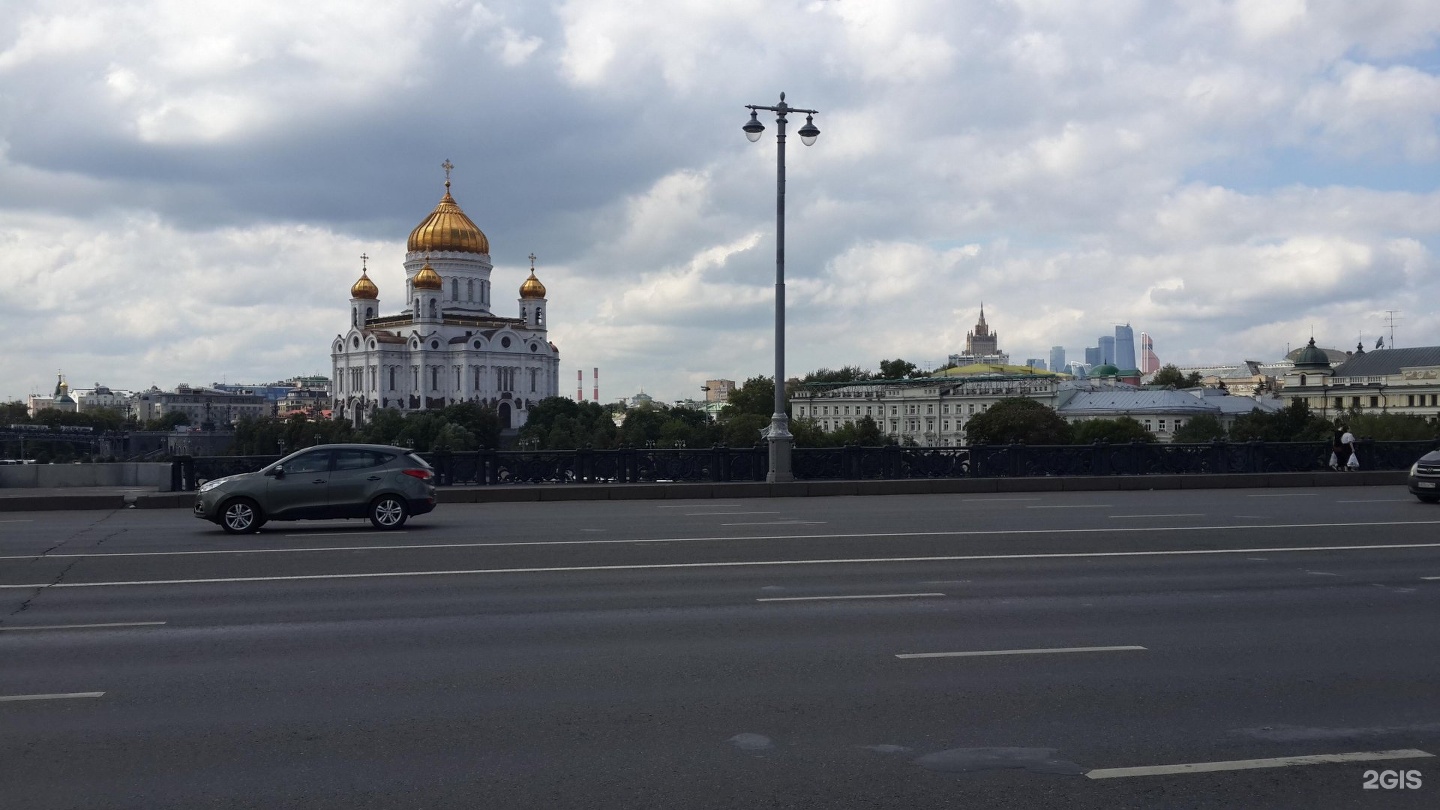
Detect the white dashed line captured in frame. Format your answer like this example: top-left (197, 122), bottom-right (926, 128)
top-left (1085, 749), bottom-right (1433, 779)
top-left (897, 645), bottom-right (1145, 660)
top-left (758, 593), bottom-right (944, 602)
top-left (1110, 514), bottom-right (1204, 519)
top-left (0, 692), bottom-right (105, 703)
top-left (0, 622), bottom-right (165, 632)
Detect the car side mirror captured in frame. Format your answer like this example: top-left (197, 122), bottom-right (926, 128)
top-left (266, 466), bottom-right (285, 478)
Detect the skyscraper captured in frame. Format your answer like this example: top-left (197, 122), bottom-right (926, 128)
top-left (1114, 324), bottom-right (1137, 371)
top-left (1049, 346), bottom-right (1066, 373)
top-left (1140, 332), bottom-right (1160, 374)
top-left (1099, 336), bottom-right (1116, 365)
top-left (1085, 346), bottom-right (1101, 366)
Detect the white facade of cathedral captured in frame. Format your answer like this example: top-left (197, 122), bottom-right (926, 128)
top-left (331, 169), bottom-right (560, 429)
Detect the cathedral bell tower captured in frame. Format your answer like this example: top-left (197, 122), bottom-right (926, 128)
top-left (349, 255), bottom-right (379, 330)
top-left (518, 253), bottom-right (548, 331)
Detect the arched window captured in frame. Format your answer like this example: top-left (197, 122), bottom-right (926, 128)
top-left (389, 367), bottom-right (396, 390)
top-left (352, 311), bottom-right (357, 327)
top-left (366, 307), bottom-right (374, 319)
top-left (1299, 374), bottom-right (1307, 386)
top-left (428, 300), bottom-right (438, 319)
top-left (467, 279), bottom-right (474, 301)
top-left (451, 279), bottom-right (459, 299)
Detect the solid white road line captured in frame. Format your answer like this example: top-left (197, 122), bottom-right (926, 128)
top-left (1026, 505), bottom-right (1110, 509)
top-left (4, 520), bottom-right (1440, 562)
top-left (959, 497), bottom-right (1041, 502)
top-left (722, 521), bottom-right (827, 526)
top-left (1337, 499), bottom-right (1414, 503)
top-left (897, 645), bottom-right (1144, 660)
top-left (757, 593), bottom-right (944, 602)
top-left (1245, 493), bottom-right (1316, 497)
top-left (0, 622), bottom-right (165, 632)
top-left (656, 504), bottom-right (743, 508)
top-left (0, 692), bottom-right (105, 703)
top-left (1110, 514), bottom-right (1205, 519)
top-left (685, 511), bottom-right (779, 516)
top-left (283, 531), bottom-right (410, 537)
top-left (1085, 749), bottom-right (1433, 779)
top-left (12, 541), bottom-right (1440, 589)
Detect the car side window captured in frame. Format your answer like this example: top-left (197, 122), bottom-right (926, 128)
top-left (284, 450), bottom-right (332, 474)
top-left (334, 450), bottom-right (392, 470)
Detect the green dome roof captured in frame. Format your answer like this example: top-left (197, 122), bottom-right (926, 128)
top-left (1090, 363), bottom-right (1121, 377)
top-left (1293, 338), bottom-right (1331, 369)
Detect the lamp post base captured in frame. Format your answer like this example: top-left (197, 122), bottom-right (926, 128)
top-left (766, 415), bottom-right (794, 483)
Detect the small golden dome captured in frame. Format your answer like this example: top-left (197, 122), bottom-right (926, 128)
top-left (350, 271), bottom-right (379, 300)
top-left (408, 184), bottom-right (489, 255)
top-left (413, 261), bottom-right (443, 290)
top-left (519, 270), bottom-right (546, 299)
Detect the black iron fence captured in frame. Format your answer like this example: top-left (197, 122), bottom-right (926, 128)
top-left (170, 439), bottom-right (1436, 492)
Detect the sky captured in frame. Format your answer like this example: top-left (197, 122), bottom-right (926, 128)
top-left (2, 0), bottom-right (1438, 405)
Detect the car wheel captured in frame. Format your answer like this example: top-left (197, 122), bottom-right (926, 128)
top-left (370, 495), bottom-right (408, 529)
top-left (220, 498), bottom-right (262, 534)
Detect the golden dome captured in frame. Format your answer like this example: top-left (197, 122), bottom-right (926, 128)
top-left (519, 269), bottom-right (546, 299)
top-left (408, 183), bottom-right (489, 255)
top-left (350, 271), bottom-right (378, 299)
top-left (413, 260), bottom-right (443, 290)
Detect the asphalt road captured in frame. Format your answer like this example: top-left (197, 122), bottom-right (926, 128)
top-left (2, 486), bottom-right (1439, 809)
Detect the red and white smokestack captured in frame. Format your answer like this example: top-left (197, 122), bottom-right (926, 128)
top-left (593, 367), bottom-right (599, 402)
top-left (577, 370), bottom-right (583, 402)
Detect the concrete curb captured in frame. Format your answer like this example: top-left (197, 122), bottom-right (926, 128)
top-left (0, 470), bottom-right (1410, 511)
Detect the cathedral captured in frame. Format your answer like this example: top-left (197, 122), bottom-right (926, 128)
top-left (331, 163), bottom-right (561, 429)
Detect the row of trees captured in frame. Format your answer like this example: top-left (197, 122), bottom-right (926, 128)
top-left (0, 400), bottom-right (191, 432)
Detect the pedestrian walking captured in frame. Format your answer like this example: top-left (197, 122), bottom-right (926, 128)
top-left (1339, 425), bottom-right (1356, 471)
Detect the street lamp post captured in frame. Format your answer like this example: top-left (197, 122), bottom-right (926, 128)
top-left (742, 92), bottom-right (820, 483)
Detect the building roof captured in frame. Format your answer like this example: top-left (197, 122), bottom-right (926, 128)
top-left (937, 363), bottom-right (1063, 378)
top-left (1058, 390), bottom-right (1223, 415)
top-left (1330, 347), bottom-right (1440, 378)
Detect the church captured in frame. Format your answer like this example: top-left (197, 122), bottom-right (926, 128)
top-left (331, 163), bottom-right (561, 429)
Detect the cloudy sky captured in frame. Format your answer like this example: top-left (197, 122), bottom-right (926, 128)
top-left (2, 0), bottom-right (1438, 404)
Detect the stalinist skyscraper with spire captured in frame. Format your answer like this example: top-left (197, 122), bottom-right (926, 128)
top-left (947, 305), bottom-right (1010, 367)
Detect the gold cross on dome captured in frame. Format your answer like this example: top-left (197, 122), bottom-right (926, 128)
top-left (442, 159), bottom-right (454, 188)
top-left (360, 253), bottom-right (369, 270)
top-left (528, 253), bottom-right (537, 269)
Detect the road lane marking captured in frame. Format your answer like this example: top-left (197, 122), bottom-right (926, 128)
top-left (0, 692), bottom-right (105, 703)
top-left (0, 622), bottom-right (165, 632)
top-left (1110, 514), bottom-right (1204, 519)
top-left (657, 504), bottom-right (743, 508)
top-left (960, 498), bottom-right (1040, 502)
top-left (1337, 499), bottom-right (1414, 503)
top-left (723, 521), bottom-right (827, 526)
top-left (686, 511), bottom-right (779, 516)
top-left (758, 593), bottom-right (944, 602)
top-left (0, 520), bottom-right (35, 523)
top-left (897, 645), bottom-right (1144, 659)
top-left (1085, 749), bottom-right (1433, 779)
top-left (5, 520), bottom-right (1440, 562)
top-left (1026, 505), bottom-right (1110, 509)
top-left (1245, 493), bottom-right (1316, 497)
top-left (283, 531), bottom-right (410, 537)
top-left (1421, 576), bottom-right (1440, 580)
top-left (8, 542), bottom-right (1440, 589)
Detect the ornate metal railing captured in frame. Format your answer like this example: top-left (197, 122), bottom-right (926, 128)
top-left (171, 439), bottom-right (1436, 491)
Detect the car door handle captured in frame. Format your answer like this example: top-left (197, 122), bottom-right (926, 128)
top-left (367, 475), bottom-right (382, 481)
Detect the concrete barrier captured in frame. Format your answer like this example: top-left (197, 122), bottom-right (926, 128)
top-left (0, 463), bottom-right (172, 490)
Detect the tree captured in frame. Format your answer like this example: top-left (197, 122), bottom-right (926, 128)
top-left (1071, 417), bottom-right (1156, 444)
top-left (1342, 411), bottom-right (1440, 441)
top-left (802, 366), bottom-right (873, 384)
top-left (1151, 364), bottom-right (1203, 388)
top-left (1228, 399), bottom-right (1331, 442)
top-left (720, 376), bottom-right (776, 420)
top-left (963, 398), bottom-right (1071, 445)
top-left (1171, 413), bottom-right (1226, 443)
top-left (878, 359), bottom-right (927, 379)
top-left (0, 401), bottom-right (27, 423)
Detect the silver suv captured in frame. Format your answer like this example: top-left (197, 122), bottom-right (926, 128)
top-left (194, 444), bottom-right (436, 533)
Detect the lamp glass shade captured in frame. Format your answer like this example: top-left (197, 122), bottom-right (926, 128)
top-left (743, 110), bottom-right (765, 142)
top-left (798, 115), bottom-right (820, 146)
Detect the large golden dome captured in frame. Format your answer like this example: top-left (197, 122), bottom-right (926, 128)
top-left (408, 180), bottom-right (489, 255)
top-left (350, 270), bottom-right (378, 299)
top-left (413, 260), bottom-right (443, 290)
top-left (519, 269), bottom-right (546, 299)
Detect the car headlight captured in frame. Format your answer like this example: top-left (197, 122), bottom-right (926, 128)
top-left (1412, 463), bottom-right (1421, 476)
top-left (198, 476), bottom-right (230, 493)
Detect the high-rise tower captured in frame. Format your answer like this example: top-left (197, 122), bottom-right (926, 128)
top-left (1114, 324), bottom-right (1137, 371)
